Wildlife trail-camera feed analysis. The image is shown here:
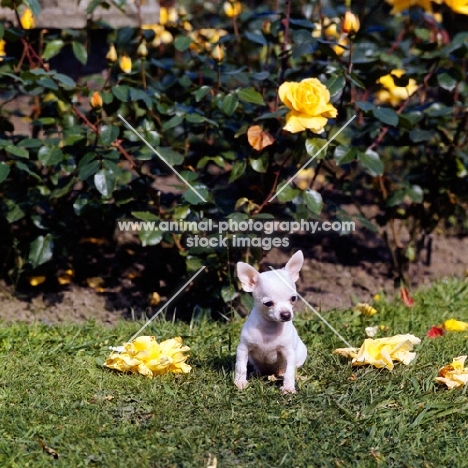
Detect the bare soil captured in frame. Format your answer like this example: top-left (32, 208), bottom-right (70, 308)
top-left (0, 229), bottom-right (466, 325)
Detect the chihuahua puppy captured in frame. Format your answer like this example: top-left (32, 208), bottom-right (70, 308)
top-left (234, 250), bottom-right (307, 394)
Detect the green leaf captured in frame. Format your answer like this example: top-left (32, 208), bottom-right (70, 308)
top-left (409, 129), bottom-right (433, 143)
top-left (386, 189), bottom-right (406, 207)
top-left (5, 145), bottom-right (29, 158)
top-left (94, 169), bottom-right (116, 197)
top-left (355, 101), bottom-right (375, 112)
top-left (305, 138), bottom-right (327, 159)
top-left (276, 184), bottom-right (300, 203)
top-left (304, 189), bottom-right (323, 214)
top-left (162, 115), bottom-right (184, 130)
top-left (358, 149), bottom-right (384, 176)
top-left (28, 234), bottom-right (54, 269)
top-left (100, 125), bottom-right (119, 146)
top-left (229, 160), bottom-right (246, 183)
top-left (38, 146), bottom-right (63, 166)
top-left (112, 85), bottom-right (130, 102)
top-left (249, 155), bottom-right (268, 173)
top-left (174, 35), bottom-right (192, 52)
top-left (182, 185), bottom-right (210, 205)
top-left (238, 88), bottom-right (265, 105)
top-left (407, 184), bottom-right (423, 203)
top-left (131, 211), bottom-right (159, 221)
top-left (54, 73), bottom-right (76, 88)
top-left (72, 41), bottom-right (88, 65)
top-left (221, 94), bottom-right (239, 116)
top-left (139, 228), bottom-right (163, 247)
top-left (0, 162), bottom-right (10, 184)
top-left (156, 146), bottom-right (184, 166)
top-left (325, 74), bottom-right (346, 97)
top-left (334, 146), bottom-right (357, 165)
top-left (195, 86), bottom-right (211, 102)
top-left (437, 72), bottom-right (457, 91)
top-left (42, 39), bottom-right (65, 60)
top-left (373, 107), bottom-right (399, 127)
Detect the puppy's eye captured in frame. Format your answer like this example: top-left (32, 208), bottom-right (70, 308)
top-left (291, 296), bottom-right (297, 303)
top-left (263, 300), bottom-right (274, 308)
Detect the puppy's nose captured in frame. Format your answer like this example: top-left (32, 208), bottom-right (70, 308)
top-left (280, 311), bottom-right (292, 321)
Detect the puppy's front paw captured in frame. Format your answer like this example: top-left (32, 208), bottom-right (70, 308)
top-left (235, 379), bottom-right (248, 390)
top-left (280, 384), bottom-right (296, 394)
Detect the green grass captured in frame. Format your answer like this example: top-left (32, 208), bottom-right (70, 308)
top-left (1, 278), bottom-right (468, 467)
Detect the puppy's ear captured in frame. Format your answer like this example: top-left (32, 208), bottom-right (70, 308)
top-left (284, 250), bottom-right (304, 282)
top-left (237, 262), bottom-right (260, 292)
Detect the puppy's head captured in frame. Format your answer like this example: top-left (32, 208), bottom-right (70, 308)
top-left (237, 250), bottom-right (304, 322)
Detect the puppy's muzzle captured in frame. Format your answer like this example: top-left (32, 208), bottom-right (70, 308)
top-left (279, 311), bottom-right (292, 322)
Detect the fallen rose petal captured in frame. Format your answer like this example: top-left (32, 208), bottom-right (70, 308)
top-left (400, 286), bottom-right (415, 307)
top-left (444, 318), bottom-right (468, 332)
top-left (333, 334), bottom-right (420, 370)
top-left (365, 326), bottom-right (379, 337)
top-left (435, 356), bottom-right (468, 389)
top-left (426, 325), bottom-right (445, 338)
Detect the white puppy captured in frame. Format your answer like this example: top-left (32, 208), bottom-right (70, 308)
top-left (234, 250), bottom-right (307, 394)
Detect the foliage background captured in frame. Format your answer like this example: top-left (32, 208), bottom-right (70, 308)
top-left (0, 0), bottom-right (467, 318)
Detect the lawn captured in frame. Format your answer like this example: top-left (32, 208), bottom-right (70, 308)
top-left (1, 278), bottom-right (468, 467)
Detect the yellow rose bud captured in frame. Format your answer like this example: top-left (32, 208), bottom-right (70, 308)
top-left (211, 44), bottom-right (225, 62)
top-left (278, 78), bottom-right (338, 134)
top-left (90, 91), bottom-right (103, 109)
top-left (342, 11), bottom-right (360, 34)
top-left (119, 55), bottom-right (132, 73)
top-left (20, 8), bottom-right (35, 29)
top-left (137, 39), bottom-right (148, 58)
top-left (106, 43), bottom-right (118, 62)
top-left (223, 1), bottom-right (242, 17)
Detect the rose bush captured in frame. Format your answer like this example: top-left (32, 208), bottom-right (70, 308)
top-left (0, 0), bottom-right (467, 317)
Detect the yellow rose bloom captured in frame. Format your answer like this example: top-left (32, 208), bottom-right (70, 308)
top-left (223, 1), bottom-right (242, 17)
top-left (444, 0), bottom-right (468, 14)
top-left (105, 336), bottom-right (191, 377)
top-left (119, 55), bottom-right (132, 73)
top-left (376, 69), bottom-right (418, 106)
top-left (20, 8), bottom-right (35, 29)
top-left (334, 334), bottom-right (420, 370)
top-left (385, 0), bottom-right (433, 13)
top-left (278, 78), bottom-right (338, 134)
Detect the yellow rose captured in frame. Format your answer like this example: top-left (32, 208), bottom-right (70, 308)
top-left (278, 78), bottom-right (338, 134)
top-left (385, 0), bottom-right (433, 13)
top-left (444, 0), bottom-right (468, 14)
top-left (376, 69), bottom-right (418, 106)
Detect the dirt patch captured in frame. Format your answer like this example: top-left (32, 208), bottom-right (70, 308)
top-left (0, 229), bottom-right (466, 324)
